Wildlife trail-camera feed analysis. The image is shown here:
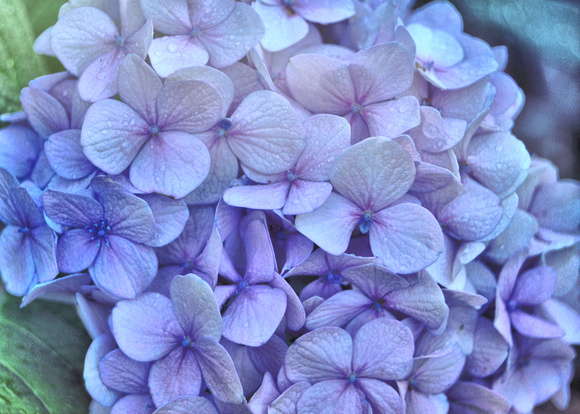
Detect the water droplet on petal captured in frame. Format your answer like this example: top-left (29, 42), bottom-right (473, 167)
top-left (96, 72), bottom-right (106, 80)
top-left (107, 121), bottom-right (113, 128)
top-left (168, 43), bottom-right (178, 53)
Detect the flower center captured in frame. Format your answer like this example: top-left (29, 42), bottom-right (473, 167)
top-left (287, 171), bottom-right (297, 182)
top-left (507, 300), bottom-right (517, 312)
top-left (114, 35), bottom-right (125, 47)
top-left (359, 211), bottom-right (373, 234)
top-left (181, 336), bottom-right (193, 348)
top-left (351, 103), bottom-right (362, 114)
top-left (217, 118), bottom-right (233, 138)
top-left (348, 373), bottom-right (357, 383)
top-left (326, 271), bottom-right (343, 285)
top-left (150, 125), bottom-right (160, 136)
top-left (237, 280), bottom-right (249, 292)
top-left (190, 27), bottom-right (201, 37)
top-left (18, 227), bottom-right (29, 234)
top-left (85, 218), bottom-right (111, 247)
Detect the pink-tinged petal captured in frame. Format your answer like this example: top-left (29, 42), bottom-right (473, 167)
top-left (268, 381), bottom-right (310, 414)
top-left (363, 96), bottom-right (420, 138)
top-left (384, 271), bottom-right (448, 331)
top-left (293, 0), bottom-right (355, 24)
top-left (220, 61), bottom-right (265, 113)
top-left (466, 132), bottom-right (530, 197)
top-left (286, 327), bottom-right (352, 382)
top-left (149, 348), bottom-right (202, 408)
top-left (344, 112), bottom-right (371, 144)
top-left (192, 337), bottom-right (245, 404)
top-left (81, 100), bottom-right (150, 175)
top-left (223, 285), bottom-right (287, 346)
top-left (20, 87), bottom-right (69, 137)
top-left (118, 54), bottom-right (162, 123)
top-left (84, 334), bottom-right (122, 406)
top-left (412, 106), bottom-right (466, 153)
top-left (56, 228), bottom-right (99, 272)
top-left (465, 317), bottom-right (508, 378)
top-left (305, 290), bottom-right (372, 330)
top-left (92, 235), bottom-right (157, 299)
top-left (529, 181), bottom-right (580, 233)
top-left (438, 176), bottom-right (503, 241)
top-left (166, 66), bottom-right (235, 117)
top-left (100, 349), bottom-right (150, 394)
top-left (228, 90), bottom-right (305, 174)
top-left (356, 378), bottom-right (403, 414)
top-left (184, 134), bottom-right (239, 205)
top-left (77, 49), bottom-right (123, 102)
top-left (170, 274), bottom-right (222, 341)
top-left (139, 0), bottom-right (191, 35)
top-left (198, 3), bottom-right (264, 68)
top-left (112, 292), bottom-right (182, 361)
top-left (331, 137), bottom-right (415, 211)
top-left (100, 191), bottom-right (156, 244)
top-left (353, 318), bottom-right (414, 380)
top-left (512, 266), bottom-right (557, 306)
top-left (46, 129), bottom-right (95, 180)
top-left (284, 180), bottom-right (333, 215)
top-left (253, 2), bottom-right (308, 52)
top-left (139, 194), bottom-right (188, 247)
top-left (157, 80), bottom-right (222, 134)
top-left (510, 311), bottom-right (565, 339)
top-left (130, 131), bottom-right (210, 198)
top-left (350, 43), bottom-right (414, 104)
top-left (149, 36), bottom-right (209, 78)
top-left (286, 54), bottom-right (354, 114)
top-left (154, 396), bottom-right (218, 414)
top-left (43, 189), bottom-right (103, 227)
top-left (295, 193), bottom-right (361, 256)
top-left (371, 204), bottom-right (444, 274)
top-left (297, 381), bottom-right (364, 414)
top-left (447, 382), bottom-right (510, 414)
top-left (268, 272), bottom-right (306, 331)
top-left (51, 7), bottom-right (118, 76)
top-left (296, 114), bottom-right (351, 181)
top-left (407, 24), bottom-right (464, 69)
top-left (224, 181), bottom-right (290, 210)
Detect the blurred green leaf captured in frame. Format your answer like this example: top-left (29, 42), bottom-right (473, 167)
top-left (0, 290), bottom-right (91, 413)
top-left (0, 0), bottom-right (48, 114)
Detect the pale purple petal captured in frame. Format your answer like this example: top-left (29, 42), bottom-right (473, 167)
top-left (286, 54), bottom-right (354, 114)
top-left (154, 396), bottom-right (218, 414)
top-left (222, 285), bottom-right (287, 346)
top-left (139, 0), bottom-right (191, 35)
top-left (223, 182), bottom-right (290, 210)
top-left (285, 327), bottom-right (352, 383)
top-left (350, 43), bottom-right (413, 104)
top-left (20, 87), bottom-right (69, 137)
top-left (371, 203), bottom-right (444, 274)
top-left (77, 49), bottom-right (123, 102)
top-left (81, 100), bottom-right (150, 175)
top-left (295, 193), bottom-right (361, 256)
top-left (46, 129), bottom-right (96, 180)
top-left (447, 382), bottom-right (510, 414)
top-left (267, 272), bottom-right (306, 331)
top-left (50, 7), bottom-right (118, 76)
top-left (353, 318), bottom-right (414, 380)
top-left (84, 334), bottom-right (122, 406)
top-left (100, 190), bottom-right (156, 243)
top-left (149, 36), bottom-right (209, 78)
top-left (293, 0), bottom-right (355, 24)
top-left (139, 194), bottom-right (188, 247)
top-left (296, 381), bottom-right (365, 414)
top-left (363, 97), bottom-right (421, 138)
top-left (130, 131), bottom-right (211, 198)
top-left (341, 264), bottom-right (409, 300)
top-left (267, 381), bottom-right (309, 414)
top-left (199, 3), bottom-right (264, 68)
top-left (254, 2), bottom-right (308, 53)
top-left (512, 266), bottom-right (557, 305)
top-left (228, 90), bottom-right (305, 175)
top-left (112, 292), bottom-right (182, 361)
top-left (100, 349), bottom-right (150, 394)
top-left (149, 348), bottom-right (202, 408)
top-left (305, 290), bottom-right (372, 330)
top-left (283, 180), bottom-right (333, 215)
top-left (21, 273), bottom-right (92, 307)
top-left (331, 137), bottom-right (415, 211)
top-left (156, 80), bottom-right (222, 134)
top-left (170, 274), bottom-right (221, 341)
top-left (356, 378), bottom-right (403, 414)
top-left (92, 235), bottom-right (157, 298)
top-left (192, 336), bottom-right (245, 404)
top-left (242, 213), bottom-right (277, 284)
top-left (118, 54), bottom-right (162, 123)
top-left (43, 189), bottom-right (103, 228)
top-left (465, 317), bottom-right (508, 378)
top-left (56, 228), bottom-right (99, 272)
top-left (529, 181), bottom-right (580, 233)
top-left (510, 311), bottom-right (565, 339)
top-left (295, 114), bottom-right (351, 182)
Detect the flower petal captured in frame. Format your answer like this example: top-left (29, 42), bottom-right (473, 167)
top-left (305, 290), bottom-right (372, 330)
top-left (56, 228), bottom-right (99, 273)
top-left (100, 349), bottom-right (150, 394)
top-left (20, 87), bottom-right (69, 137)
top-left (363, 96), bottom-right (421, 138)
top-left (296, 381), bottom-right (364, 414)
top-left (43, 189), bottom-right (103, 228)
top-left (223, 181), bottom-right (290, 211)
top-left (283, 180), bottom-right (333, 215)
top-left (149, 35), bottom-right (209, 78)
top-left (100, 190), bottom-right (156, 244)
top-left (46, 129), bottom-right (96, 180)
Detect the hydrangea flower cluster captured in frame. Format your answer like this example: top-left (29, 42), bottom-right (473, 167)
top-left (1, 0), bottom-right (579, 413)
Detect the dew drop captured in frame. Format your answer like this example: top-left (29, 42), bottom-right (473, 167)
top-left (160, 165), bottom-right (166, 172)
top-left (129, 118), bottom-right (136, 126)
top-left (107, 121), bottom-right (113, 128)
top-left (101, 129), bottom-right (108, 135)
top-left (97, 72), bottom-right (106, 80)
top-left (168, 43), bottom-right (178, 53)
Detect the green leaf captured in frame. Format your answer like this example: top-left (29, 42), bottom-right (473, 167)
top-left (0, 289), bottom-right (91, 413)
top-left (0, 0), bottom-right (48, 114)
